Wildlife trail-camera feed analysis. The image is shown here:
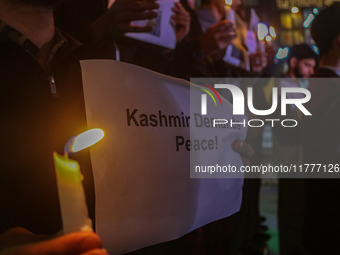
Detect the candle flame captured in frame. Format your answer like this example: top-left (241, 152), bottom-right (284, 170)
top-left (65, 128), bottom-right (105, 154)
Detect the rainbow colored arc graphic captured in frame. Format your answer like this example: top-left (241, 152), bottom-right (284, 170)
top-left (199, 84), bottom-right (223, 106)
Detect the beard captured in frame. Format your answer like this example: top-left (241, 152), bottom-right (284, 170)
top-left (293, 65), bottom-right (303, 78)
top-left (8, 0), bottom-right (61, 8)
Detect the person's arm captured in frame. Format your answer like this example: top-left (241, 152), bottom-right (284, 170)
top-left (200, 20), bottom-right (236, 56)
top-left (171, 2), bottom-right (191, 44)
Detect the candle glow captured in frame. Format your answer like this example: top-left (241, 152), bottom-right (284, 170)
top-left (65, 128), bottom-right (105, 154)
top-left (269, 26), bottom-right (276, 38)
top-left (291, 7), bottom-right (299, 13)
top-left (257, 23), bottom-right (268, 40)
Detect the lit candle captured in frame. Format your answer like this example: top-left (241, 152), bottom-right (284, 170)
top-left (54, 128), bottom-right (104, 234)
top-left (225, 0), bottom-right (235, 22)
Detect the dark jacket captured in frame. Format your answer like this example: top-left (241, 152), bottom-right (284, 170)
top-left (301, 67), bottom-right (340, 255)
top-left (55, 0), bottom-right (107, 47)
top-left (0, 33), bottom-right (94, 235)
top-left (302, 68), bottom-right (340, 163)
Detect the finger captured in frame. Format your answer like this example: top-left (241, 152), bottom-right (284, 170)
top-left (173, 1), bottom-right (181, 8)
top-left (216, 30), bottom-right (236, 38)
top-left (241, 157), bottom-right (251, 167)
top-left (122, 0), bottom-right (158, 4)
top-left (130, 1), bottom-right (159, 12)
top-left (171, 11), bottom-right (190, 17)
top-left (232, 140), bottom-right (254, 160)
top-left (171, 16), bottom-right (190, 24)
top-left (81, 248), bottom-right (109, 255)
top-left (171, 6), bottom-right (185, 14)
top-left (124, 25), bottom-right (154, 33)
top-left (216, 42), bottom-right (229, 50)
top-left (172, 4), bottom-right (190, 16)
top-left (217, 26), bottom-right (236, 34)
top-left (218, 19), bottom-right (234, 26)
top-left (216, 33), bottom-right (236, 43)
top-left (0, 228), bottom-right (47, 250)
top-left (24, 232), bottom-right (102, 255)
top-left (171, 5), bottom-right (180, 13)
top-left (172, 2), bottom-right (181, 10)
top-left (173, 21), bottom-right (190, 27)
top-left (114, 0), bottom-right (159, 12)
top-left (115, 0), bottom-right (157, 3)
top-left (111, 23), bottom-right (153, 36)
top-left (214, 21), bottom-right (234, 31)
top-left (171, 12), bottom-right (190, 19)
top-left (115, 10), bottom-right (158, 22)
top-left (173, 22), bottom-right (190, 29)
top-left (174, 1), bottom-right (187, 12)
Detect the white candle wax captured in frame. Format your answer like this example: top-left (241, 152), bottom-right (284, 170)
top-left (54, 152), bottom-right (93, 234)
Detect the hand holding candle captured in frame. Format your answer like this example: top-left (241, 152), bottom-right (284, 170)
top-left (54, 129), bottom-right (104, 234)
top-left (0, 229), bottom-right (108, 255)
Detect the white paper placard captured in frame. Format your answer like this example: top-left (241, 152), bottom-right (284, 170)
top-left (80, 60), bottom-right (245, 254)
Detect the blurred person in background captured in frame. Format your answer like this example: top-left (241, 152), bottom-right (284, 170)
top-left (301, 3), bottom-right (340, 255)
top-left (195, 0), bottom-right (267, 74)
top-left (173, 0), bottom-right (238, 79)
top-left (274, 43), bottom-right (318, 255)
top-left (195, 0), bottom-right (246, 75)
top-left (191, 1), bottom-right (272, 254)
top-left (286, 43), bottom-right (317, 79)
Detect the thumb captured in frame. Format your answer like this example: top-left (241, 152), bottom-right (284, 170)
top-left (16, 232), bottom-right (103, 255)
top-left (232, 139), bottom-right (254, 162)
